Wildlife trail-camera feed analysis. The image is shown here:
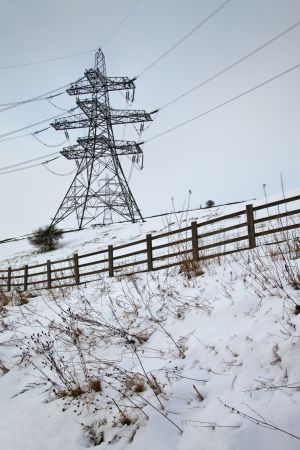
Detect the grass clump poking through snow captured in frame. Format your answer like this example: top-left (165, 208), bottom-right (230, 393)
top-left (123, 374), bottom-right (146, 395)
top-left (238, 236), bottom-right (300, 311)
top-left (178, 260), bottom-right (205, 279)
top-left (0, 290), bottom-right (10, 309)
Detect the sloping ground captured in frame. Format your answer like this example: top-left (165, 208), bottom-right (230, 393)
top-left (0, 240), bottom-right (300, 449)
top-left (0, 201), bottom-right (243, 268)
top-left (0, 188), bottom-right (299, 290)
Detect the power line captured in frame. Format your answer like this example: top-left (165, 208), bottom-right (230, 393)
top-left (1, 19), bottom-right (298, 144)
top-left (158, 20), bottom-right (300, 111)
top-left (42, 164), bottom-right (76, 177)
top-left (136, 0), bottom-right (232, 78)
top-left (0, 156), bottom-right (60, 177)
top-left (0, 132), bottom-right (37, 143)
top-left (143, 61), bottom-right (300, 144)
top-left (0, 0), bottom-right (232, 136)
top-left (0, 151), bottom-right (60, 172)
top-left (0, 107), bottom-right (77, 140)
top-left (0, 0), bottom-right (144, 72)
top-left (101, 0), bottom-right (143, 47)
top-left (0, 87), bottom-right (67, 113)
top-left (0, 6), bottom-right (142, 136)
top-left (0, 17), bottom-right (298, 178)
top-left (31, 133), bottom-right (68, 148)
top-left (0, 126), bottom-right (52, 143)
top-left (1, 62), bottom-right (299, 178)
top-left (0, 49), bottom-right (95, 71)
top-left (45, 97), bottom-right (70, 112)
top-left (0, 114), bottom-right (61, 140)
top-left (0, 3), bottom-right (147, 182)
top-left (0, 76), bottom-right (85, 113)
top-left (0, 1), bottom-right (142, 112)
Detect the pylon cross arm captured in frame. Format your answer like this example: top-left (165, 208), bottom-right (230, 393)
top-left (67, 70), bottom-right (135, 96)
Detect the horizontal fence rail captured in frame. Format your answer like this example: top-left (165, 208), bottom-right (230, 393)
top-left (0, 195), bottom-right (299, 292)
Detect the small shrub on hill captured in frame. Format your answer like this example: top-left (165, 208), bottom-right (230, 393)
top-left (28, 225), bottom-right (63, 253)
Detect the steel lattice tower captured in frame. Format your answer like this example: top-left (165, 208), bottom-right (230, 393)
top-left (50, 49), bottom-right (153, 229)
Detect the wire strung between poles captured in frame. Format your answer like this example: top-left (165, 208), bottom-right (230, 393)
top-left (31, 132), bottom-right (68, 148)
top-left (157, 19), bottom-right (300, 112)
top-left (101, 0), bottom-right (144, 48)
top-left (0, 0), bottom-right (144, 70)
top-left (135, 0), bottom-right (232, 79)
top-left (0, 152), bottom-right (61, 173)
top-left (46, 97), bottom-right (72, 112)
top-left (0, 156), bottom-right (60, 177)
top-left (42, 162), bottom-right (76, 177)
top-left (2, 10), bottom-right (297, 141)
top-left (0, 107), bottom-right (78, 141)
top-left (0, 88), bottom-right (67, 113)
top-left (143, 61), bottom-right (300, 144)
top-left (1, 61), bottom-right (299, 177)
top-left (1, 22), bottom-right (299, 178)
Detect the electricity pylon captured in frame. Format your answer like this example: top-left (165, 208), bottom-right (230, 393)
top-left (50, 48), bottom-right (153, 229)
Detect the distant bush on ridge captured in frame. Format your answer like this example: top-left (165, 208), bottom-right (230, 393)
top-left (205, 200), bottom-right (215, 208)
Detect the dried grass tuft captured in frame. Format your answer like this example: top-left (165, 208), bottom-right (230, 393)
top-left (179, 260), bottom-right (204, 279)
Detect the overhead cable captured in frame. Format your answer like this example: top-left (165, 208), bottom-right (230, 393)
top-left (1, 14), bottom-right (298, 117)
top-left (0, 49), bottom-right (95, 71)
top-left (0, 151), bottom-right (61, 172)
top-left (0, 107), bottom-right (77, 140)
top-left (0, 89), bottom-right (66, 113)
top-left (0, 131), bottom-right (41, 143)
top-left (1, 62), bottom-right (299, 177)
top-left (0, 156), bottom-right (60, 177)
top-left (0, 0), bottom-right (231, 136)
top-left (136, 0), bottom-right (232, 78)
top-left (42, 164), bottom-right (77, 177)
top-left (101, 0), bottom-right (143, 47)
top-left (31, 133), bottom-right (68, 147)
top-left (0, 0), bottom-right (144, 71)
top-left (158, 19), bottom-right (300, 111)
top-left (2, 19), bottom-right (298, 144)
top-left (46, 97), bottom-right (70, 112)
top-left (143, 61), bottom-right (300, 143)
top-left (0, 78), bottom-right (85, 113)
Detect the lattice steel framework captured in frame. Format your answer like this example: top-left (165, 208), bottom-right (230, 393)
top-left (50, 48), bottom-right (153, 229)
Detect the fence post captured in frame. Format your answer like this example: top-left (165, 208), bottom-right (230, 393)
top-left (7, 267), bottom-right (11, 292)
top-left (246, 204), bottom-right (256, 249)
top-left (108, 245), bottom-right (114, 277)
top-left (24, 265), bottom-right (28, 292)
top-left (191, 221), bottom-right (199, 261)
top-left (47, 260), bottom-right (52, 290)
top-left (73, 254), bottom-right (80, 285)
top-left (146, 234), bottom-right (153, 271)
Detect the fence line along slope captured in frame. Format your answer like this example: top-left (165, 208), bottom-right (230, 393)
top-left (0, 192), bottom-right (299, 292)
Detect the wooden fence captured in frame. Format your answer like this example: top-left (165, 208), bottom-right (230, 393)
top-left (0, 194), bottom-right (299, 292)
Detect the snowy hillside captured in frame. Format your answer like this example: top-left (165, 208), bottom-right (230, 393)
top-left (0, 188), bottom-right (299, 270)
top-left (0, 190), bottom-right (300, 450)
top-left (0, 199), bottom-right (248, 268)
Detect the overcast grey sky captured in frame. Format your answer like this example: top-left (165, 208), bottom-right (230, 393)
top-left (0, 0), bottom-right (299, 238)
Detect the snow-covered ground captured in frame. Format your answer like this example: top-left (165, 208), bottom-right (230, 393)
top-left (0, 189), bottom-right (300, 450)
top-left (0, 200), bottom-right (245, 267)
top-left (0, 188), bottom-right (299, 271)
